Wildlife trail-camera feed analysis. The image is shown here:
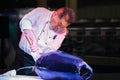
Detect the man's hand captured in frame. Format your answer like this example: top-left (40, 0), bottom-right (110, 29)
top-left (30, 42), bottom-right (39, 52)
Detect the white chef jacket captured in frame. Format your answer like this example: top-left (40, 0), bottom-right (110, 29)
top-left (19, 7), bottom-right (67, 60)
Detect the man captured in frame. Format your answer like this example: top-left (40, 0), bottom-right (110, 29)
top-left (16, 7), bottom-right (93, 80)
top-left (17, 7), bottom-right (76, 75)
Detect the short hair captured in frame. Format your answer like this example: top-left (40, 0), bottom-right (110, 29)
top-left (57, 7), bottom-right (76, 24)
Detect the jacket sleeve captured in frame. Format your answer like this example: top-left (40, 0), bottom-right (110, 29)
top-left (19, 7), bottom-right (47, 32)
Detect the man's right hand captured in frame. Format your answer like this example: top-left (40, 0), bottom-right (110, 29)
top-left (30, 42), bottom-right (39, 52)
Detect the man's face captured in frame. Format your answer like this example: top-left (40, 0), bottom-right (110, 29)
top-left (50, 12), bottom-right (69, 32)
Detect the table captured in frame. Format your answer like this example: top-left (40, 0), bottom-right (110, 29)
top-left (0, 69), bottom-right (43, 80)
top-left (0, 75), bottom-right (42, 80)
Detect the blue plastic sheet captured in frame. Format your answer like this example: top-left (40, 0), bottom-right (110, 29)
top-left (35, 50), bottom-right (93, 80)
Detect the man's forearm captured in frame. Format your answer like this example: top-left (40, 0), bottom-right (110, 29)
top-left (23, 29), bottom-right (38, 52)
top-left (23, 29), bottom-right (42, 61)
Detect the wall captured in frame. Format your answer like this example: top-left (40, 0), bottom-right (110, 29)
top-left (77, 4), bottom-right (120, 19)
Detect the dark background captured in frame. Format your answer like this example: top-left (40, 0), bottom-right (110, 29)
top-left (0, 0), bottom-right (120, 79)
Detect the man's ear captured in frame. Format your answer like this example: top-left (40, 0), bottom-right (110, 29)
top-left (52, 12), bottom-right (58, 19)
top-left (53, 11), bottom-right (58, 16)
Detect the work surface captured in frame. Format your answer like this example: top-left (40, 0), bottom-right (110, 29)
top-left (0, 69), bottom-right (42, 80)
top-left (0, 75), bottom-right (42, 80)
